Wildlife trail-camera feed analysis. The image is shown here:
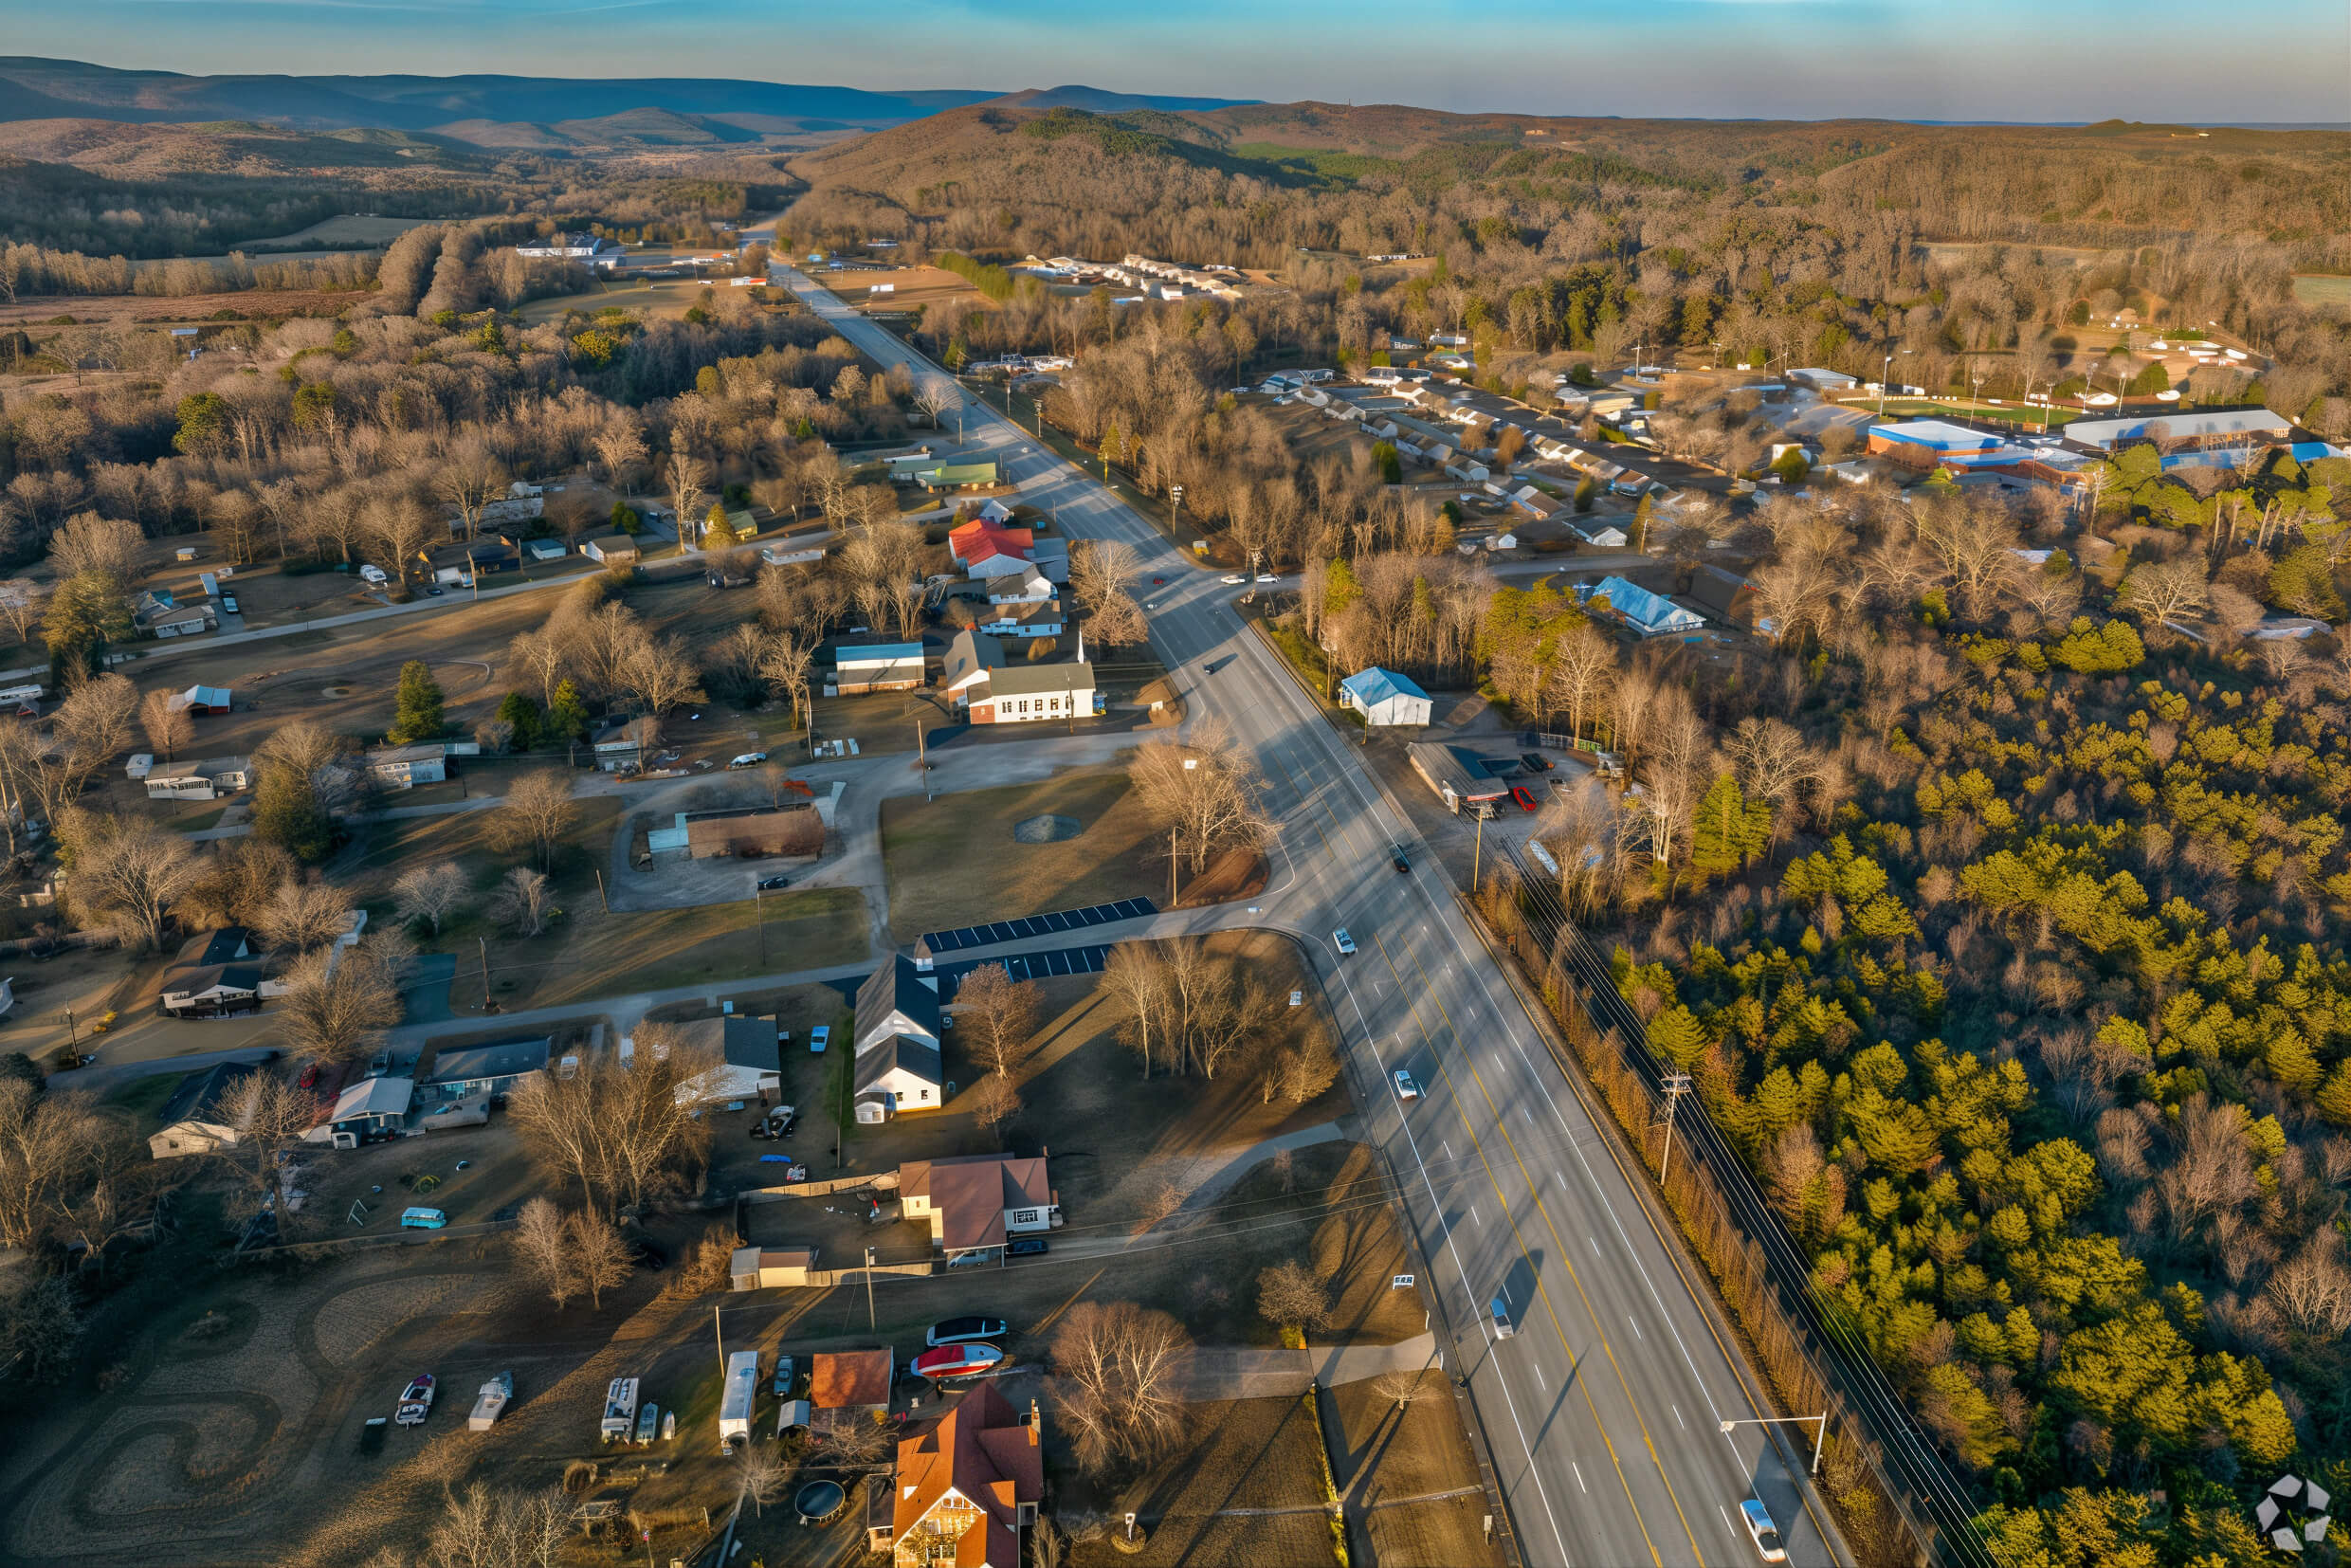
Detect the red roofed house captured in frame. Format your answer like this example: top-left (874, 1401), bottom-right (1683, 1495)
top-left (810, 1348), bottom-right (894, 1433)
top-left (948, 520), bottom-right (1034, 567)
top-left (880, 1382), bottom-right (1044, 1568)
top-left (960, 536), bottom-right (1034, 580)
top-left (899, 1154), bottom-right (1059, 1260)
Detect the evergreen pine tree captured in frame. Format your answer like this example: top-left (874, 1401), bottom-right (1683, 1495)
top-left (388, 660), bottom-right (445, 744)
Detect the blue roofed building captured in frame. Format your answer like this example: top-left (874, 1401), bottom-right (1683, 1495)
top-left (1584, 577), bottom-right (1704, 638)
top-left (1338, 666), bottom-right (1433, 727)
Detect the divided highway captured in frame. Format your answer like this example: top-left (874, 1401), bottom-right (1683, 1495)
top-left (772, 263), bottom-right (1851, 1568)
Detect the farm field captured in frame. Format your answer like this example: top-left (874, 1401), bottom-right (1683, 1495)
top-left (2292, 274), bottom-right (2351, 306)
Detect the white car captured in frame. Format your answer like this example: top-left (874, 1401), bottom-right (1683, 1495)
top-left (1221, 574), bottom-right (1247, 584)
top-left (1393, 1068), bottom-right (1419, 1101)
top-left (358, 564), bottom-right (390, 586)
top-left (1255, 573), bottom-right (1278, 583)
top-left (1740, 1499), bottom-right (1787, 1563)
top-left (728, 752), bottom-right (768, 769)
top-left (1334, 928), bottom-right (1357, 957)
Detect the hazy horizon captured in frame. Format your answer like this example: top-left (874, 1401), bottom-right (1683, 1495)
top-left (11, 0), bottom-right (2351, 126)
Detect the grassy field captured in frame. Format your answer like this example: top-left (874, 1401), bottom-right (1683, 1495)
top-left (879, 767), bottom-right (1159, 941)
top-left (2293, 275), bottom-right (2351, 306)
top-left (518, 277), bottom-right (741, 326)
top-left (1064, 1394), bottom-right (1335, 1566)
top-left (1328, 1371), bottom-right (1503, 1566)
top-left (1862, 398), bottom-right (2079, 428)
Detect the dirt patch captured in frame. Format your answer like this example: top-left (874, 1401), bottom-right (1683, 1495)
top-left (1172, 845), bottom-right (1267, 909)
top-left (1012, 812), bottom-right (1083, 844)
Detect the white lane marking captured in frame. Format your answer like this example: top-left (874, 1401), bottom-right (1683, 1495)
top-left (1444, 1140), bottom-right (1453, 1161)
top-left (1573, 1462), bottom-right (1588, 1494)
top-left (1533, 1362), bottom-right (1545, 1390)
top-left (1468, 1203), bottom-right (1480, 1226)
top-left (1589, 1236), bottom-right (1600, 1257)
top-left (1629, 1316), bottom-right (1643, 1340)
top-left (1674, 1404), bottom-right (1686, 1431)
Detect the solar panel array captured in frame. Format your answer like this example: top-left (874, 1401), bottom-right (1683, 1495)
top-left (918, 898), bottom-right (1157, 955)
top-left (933, 946), bottom-right (1116, 1000)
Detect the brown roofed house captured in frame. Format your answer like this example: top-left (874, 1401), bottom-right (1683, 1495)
top-left (882, 1382), bottom-right (1044, 1567)
top-left (899, 1154), bottom-right (1058, 1256)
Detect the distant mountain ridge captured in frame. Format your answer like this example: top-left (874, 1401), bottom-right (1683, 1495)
top-left (0, 58), bottom-right (1256, 134)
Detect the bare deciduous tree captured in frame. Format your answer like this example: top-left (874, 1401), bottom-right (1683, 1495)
top-left (252, 881), bottom-right (353, 955)
top-left (1048, 1301), bottom-right (1190, 1476)
top-left (954, 963), bottom-right (1043, 1078)
top-left (0, 579), bottom-right (48, 647)
top-left (1256, 1259), bottom-right (1333, 1334)
top-left (48, 511), bottom-right (145, 584)
top-left (392, 861), bottom-right (469, 936)
top-left (489, 771), bottom-right (578, 872)
top-left (965, 1072), bottom-right (1022, 1145)
top-left (137, 686), bottom-right (193, 762)
top-left (1130, 719), bottom-right (1272, 876)
top-left (217, 1069), bottom-right (317, 1229)
top-left (512, 1195), bottom-right (580, 1308)
top-left (490, 866), bottom-right (556, 938)
top-left (569, 1206), bottom-right (633, 1308)
top-left (277, 940), bottom-right (405, 1067)
top-left (58, 811), bottom-right (199, 951)
top-left (507, 1033), bottom-right (717, 1215)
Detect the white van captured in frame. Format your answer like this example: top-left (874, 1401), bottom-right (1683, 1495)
top-left (359, 564), bottom-right (390, 586)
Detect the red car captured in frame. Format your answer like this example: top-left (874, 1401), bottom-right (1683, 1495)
top-left (297, 1063), bottom-right (320, 1090)
top-left (1510, 785), bottom-right (1539, 812)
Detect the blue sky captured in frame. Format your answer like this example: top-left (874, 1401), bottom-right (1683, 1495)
top-left (13, 0), bottom-right (2350, 123)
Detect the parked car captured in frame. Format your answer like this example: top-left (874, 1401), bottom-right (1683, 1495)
top-left (728, 752), bottom-right (768, 769)
top-left (1333, 928), bottom-right (1357, 957)
top-left (220, 593), bottom-right (240, 614)
top-left (927, 1316), bottom-right (1011, 1347)
top-left (1740, 1500), bottom-right (1788, 1564)
top-left (358, 564), bottom-right (389, 586)
top-left (771, 1355), bottom-right (797, 1397)
top-left (394, 1374), bottom-right (435, 1425)
top-left (1521, 752), bottom-right (1551, 773)
top-left (1391, 845), bottom-right (1411, 873)
top-left (1255, 573), bottom-right (1277, 583)
top-left (1006, 1236), bottom-right (1049, 1258)
top-left (809, 1025), bottom-right (829, 1053)
top-left (297, 1063), bottom-right (320, 1089)
top-left (1490, 1295), bottom-right (1515, 1340)
top-left (1510, 785), bottom-right (1539, 811)
top-left (1221, 574), bottom-right (1247, 584)
top-left (756, 874), bottom-right (790, 890)
top-left (1393, 1068), bottom-right (1420, 1101)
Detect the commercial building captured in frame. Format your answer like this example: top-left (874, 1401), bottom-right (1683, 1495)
top-left (683, 807), bottom-right (825, 860)
top-left (966, 663), bottom-right (1097, 725)
top-left (1407, 742), bottom-right (1513, 817)
top-left (829, 638), bottom-right (926, 696)
top-left (2062, 407), bottom-right (2291, 452)
top-left (1339, 666), bottom-right (1433, 727)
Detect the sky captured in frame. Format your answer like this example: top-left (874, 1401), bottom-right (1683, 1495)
top-left (9, 0), bottom-right (2351, 125)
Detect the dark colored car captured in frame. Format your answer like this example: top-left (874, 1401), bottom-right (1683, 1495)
top-left (756, 874), bottom-right (790, 890)
top-left (1392, 845), bottom-right (1411, 873)
top-left (1007, 1237), bottom-right (1049, 1258)
top-left (927, 1316), bottom-right (1011, 1347)
top-left (1521, 752), bottom-right (1551, 773)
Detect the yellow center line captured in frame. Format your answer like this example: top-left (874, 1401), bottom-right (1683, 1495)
top-left (1383, 930), bottom-right (1709, 1568)
top-left (1370, 930), bottom-right (1665, 1568)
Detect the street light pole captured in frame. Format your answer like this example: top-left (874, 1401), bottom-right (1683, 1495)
top-left (1720, 1413), bottom-right (1829, 1476)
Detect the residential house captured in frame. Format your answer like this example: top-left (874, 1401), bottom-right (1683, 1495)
top-left (1407, 742), bottom-right (1513, 817)
top-left (1339, 667), bottom-right (1433, 728)
top-left (189, 927), bottom-right (253, 966)
top-left (984, 567), bottom-right (1054, 606)
top-left (160, 963), bottom-right (265, 1018)
top-left (829, 638), bottom-right (926, 696)
top-left (674, 1014), bottom-right (785, 1105)
top-left (899, 1154), bottom-right (1060, 1259)
top-left (914, 462), bottom-right (1001, 494)
top-left (308, 1073), bottom-right (413, 1148)
top-left (467, 543), bottom-right (520, 576)
top-left (515, 232), bottom-right (628, 268)
top-left (853, 956), bottom-right (944, 1121)
top-left (880, 1382), bottom-right (1045, 1568)
top-left (810, 1348), bottom-right (894, 1432)
top-left (526, 538), bottom-right (569, 562)
top-left (167, 684), bottom-right (233, 716)
top-left (1691, 566), bottom-right (1768, 634)
top-left (966, 663), bottom-right (1096, 725)
top-left (940, 630), bottom-right (1005, 708)
top-left (148, 1061), bottom-right (265, 1159)
top-left (368, 744), bottom-right (447, 790)
top-left (1584, 576), bottom-right (1705, 638)
top-left (1025, 538), bottom-right (1070, 584)
top-left (422, 1039), bottom-right (550, 1103)
top-left (683, 807), bottom-right (825, 860)
top-left (583, 535), bottom-right (640, 565)
top-left (976, 597), bottom-right (1065, 639)
top-left (960, 537), bottom-right (1034, 580)
top-left (949, 521), bottom-right (1032, 566)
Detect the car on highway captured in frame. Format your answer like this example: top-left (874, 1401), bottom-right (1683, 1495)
top-left (756, 874), bottom-right (790, 890)
top-left (1489, 1295), bottom-right (1515, 1339)
top-left (728, 752), bottom-right (768, 769)
top-left (1221, 574), bottom-right (1248, 584)
top-left (926, 1316), bottom-right (1011, 1347)
top-left (394, 1374), bottom-right (435, 1426)
top-left (1006, 1236), bottom-right (1048, 1258)
top-left (1740, 1499), bottom-right (1787, 1563)
top-left (1333, 928), bottom-right (1357, 957)
top-left (1510, 785), bottom-right (1539, 811)
top-left (1393, 1068), bottom-right (1420, 1101)
top-left (1521, 752), bottom-right (1550, 773)
top-left (1255, 573), bottom-right (1278, 582)
top-left (809, 1025), bottom-right (829, 1053)
top-left (1391, 845), bottom-right (1411, 873)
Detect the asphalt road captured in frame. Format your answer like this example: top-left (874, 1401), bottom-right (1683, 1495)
top-left (775, 264), bottom-right (1851, 1568)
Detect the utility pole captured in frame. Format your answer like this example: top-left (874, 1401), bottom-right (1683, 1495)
top-left (594, 866), bottom-right (610, 914)
top-left (478, 938), bottom-right (493, 1012)
top-left (1170, 483), bottom-right (1184, 541)
top-left (1471, 808), bottom-right (1486, 890)
top-left (714, 1301), bottom-right (726, 1380)
top-left (1658, 1070), bottom-right (1693, 1185)
top-left (865, 1246), bottom-right (878, 1332)
top-left (1170, 824), bottom-right (1178, 906)
top-left (755, 879), bottom-right (766, 966)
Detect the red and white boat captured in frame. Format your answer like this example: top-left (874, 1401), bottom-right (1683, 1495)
top-left (911, 1342), bottom-right (1004, 1381)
